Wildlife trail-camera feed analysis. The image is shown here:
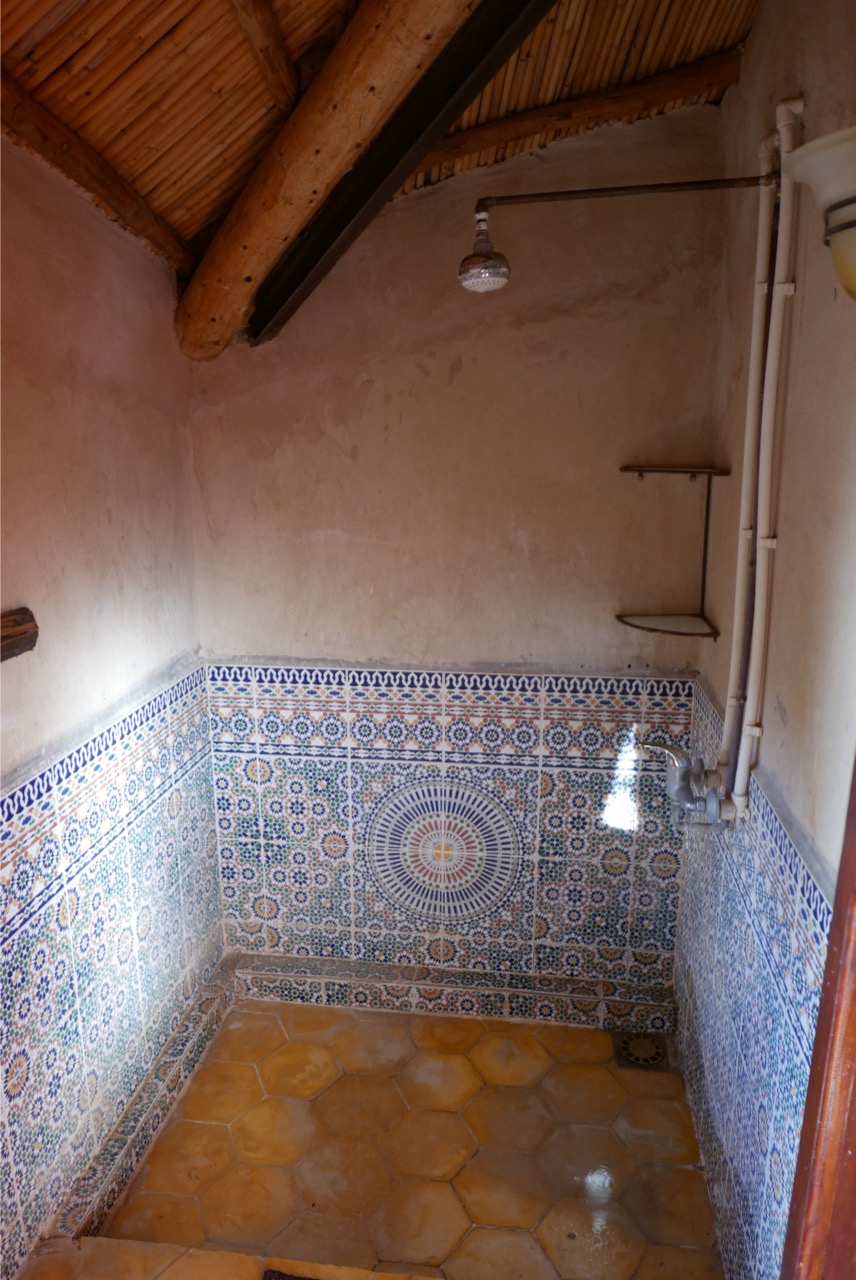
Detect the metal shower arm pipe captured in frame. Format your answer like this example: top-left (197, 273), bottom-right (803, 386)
top-left (473, 174), bottom-right (774, 214)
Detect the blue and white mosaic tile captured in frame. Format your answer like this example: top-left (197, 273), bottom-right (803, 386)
top-left (678, 682), bottom-right (831, 1280)
top-left (1, 669), bottom-right (222, 1277)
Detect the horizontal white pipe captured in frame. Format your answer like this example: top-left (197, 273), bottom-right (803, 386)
top-left (718, 136), bottom-right (778, 769)
top-left (732, 99), bottom-right (804, 807)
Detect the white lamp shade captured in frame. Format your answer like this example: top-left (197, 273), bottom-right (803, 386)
top-left (784, 125), bottom-right (856, 299)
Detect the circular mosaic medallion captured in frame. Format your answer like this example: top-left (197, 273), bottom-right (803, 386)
top-left (366, 779), bottom-right (520, 922)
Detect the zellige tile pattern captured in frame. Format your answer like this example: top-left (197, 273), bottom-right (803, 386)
top-left (677, 682), bottom-right (831, 1280)
top-left (1, 670), bottom-right (224, 1276)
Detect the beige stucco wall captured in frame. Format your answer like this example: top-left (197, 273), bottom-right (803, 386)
top-left (190, 109), bottom-right (726, 675)
top-left (0, 140), bottom-right (197, 781)
top-left (700, 0), bottom-right (856, 893)
top-left (3, 0), bottom-right (852, 889)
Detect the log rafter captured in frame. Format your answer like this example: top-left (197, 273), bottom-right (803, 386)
top-left (227, 0), bottom-right (300, 112)
top-left (175, 0), bottom-right (486, 359)
top-left (420, 48), bottom-right (743, 171)
top-left (1, 71), bottom-right (194, 274)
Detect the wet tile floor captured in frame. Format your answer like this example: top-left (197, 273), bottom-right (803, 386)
top-left (102, 1001), bottom-right (724, 1280)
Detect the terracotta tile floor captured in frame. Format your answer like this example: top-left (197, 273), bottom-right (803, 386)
top-left (102, 1001), bottom-right (724, 1280)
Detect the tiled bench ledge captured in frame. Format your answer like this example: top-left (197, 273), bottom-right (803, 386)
top-left (19, 1236), bottom-right (413, 1280)
top-left (235, 953), bottom-right (676, 1033)
top-left (52, 962), bottom-right (236, 1241)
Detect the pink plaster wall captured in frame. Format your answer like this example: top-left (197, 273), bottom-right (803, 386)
top-left (190, 109), bottom-right (726, 674)
top-left (1, 140), bottom-right (196, 780)
top-left (701, 0), bottom-right (856, 889)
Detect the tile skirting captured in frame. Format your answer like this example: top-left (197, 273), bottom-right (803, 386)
top-left (235, 953), bottom-right (675, 1032)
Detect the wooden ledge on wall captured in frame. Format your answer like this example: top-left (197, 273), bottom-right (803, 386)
top-left (1, 607), bottom-right (39, 661)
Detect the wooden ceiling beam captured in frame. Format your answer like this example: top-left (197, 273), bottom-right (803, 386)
top-left (1, 72), bottom-right (194, 274)
top-left (420, 48), bottom-right (743, 170)
top-left (227, 0), bottom-right (299, 112)
top-left (175, 0), bottom-right (557, 359)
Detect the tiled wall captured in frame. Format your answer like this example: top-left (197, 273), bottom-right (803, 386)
top-left (677, 684), bottom-right (832, 1280)
top-left (209, 666), bottom-right (693, 1024)
top-left (0, 671), bottom-right (222, 1278)
top-left (8, 662), bottom-right (827, 1280)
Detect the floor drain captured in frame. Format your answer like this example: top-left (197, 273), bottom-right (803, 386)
top-left (614, 1032), bottom-right (668, 1069)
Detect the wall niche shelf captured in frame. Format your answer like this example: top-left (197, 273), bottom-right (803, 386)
top-left (616, 464), bottom-right (730, 639)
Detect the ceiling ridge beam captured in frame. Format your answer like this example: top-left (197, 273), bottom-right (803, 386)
top-left (227, 0), bottom-right (299, 112)
top-left (1, 71), bottom-right (194, 275)
top-left (420, 47), bottom-right (744, 171)
top-left (175, 0), bottom-right (557, 359)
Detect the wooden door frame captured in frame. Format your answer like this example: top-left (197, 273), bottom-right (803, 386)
top-left (780, 757), bottom-right (856, 1277)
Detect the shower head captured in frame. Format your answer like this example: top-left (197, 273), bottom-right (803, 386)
top-left (458, 211), bottom-right (510, 292)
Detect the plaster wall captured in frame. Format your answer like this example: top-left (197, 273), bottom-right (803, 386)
top-left (701, 0), bottom-right (856, 892)
top-left (1, 140), bottom-right (197, 782)
top-left (190, 109), bottom-right (726, 676)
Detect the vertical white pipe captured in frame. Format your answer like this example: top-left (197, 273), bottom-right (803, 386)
top-left (732, 99), bottom-right (804, 808)
top-left (718, 138), bottom-right (778, 769)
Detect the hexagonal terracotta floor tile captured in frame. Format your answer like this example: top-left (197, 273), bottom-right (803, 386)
top-left (535, 1125), bottom-right (638, 1199)
top-left (369, 1179), bottom-right (470, 1265)
top-left (396, 1052), bottom-right (483, 1111)
top-left (231, 1096), bottom-right (317, 1165)
top-left (141, 1120), bottom-right (235, 1195)
top-left (177, 1060), bottom-right (263, 1123)
top-left (534, 1026), bottom-right (613, 1064)
top-left (469, 1030), bottom-right (555, 1086)
top-left (634, 1245), bottom-right (725, 1279)
top-left (613, 1097), bottom-right (699, 1164)
top-left (383, 1110), bottom-right (477, 1180)
top-left (622, 1167), bottom-right (715, 1248)
top-left (208, 1009), bottom-right (286, 1063)
top-left (277, 1004), bottom-right (356, 1041)
top-left (292, 1137), bottom-right (391, 1214)
top-left (453, 1149), bottom-right (552, 1228)
top-left (445, 1226), bottom-right (559, 1280)
top-left (608, 1064), bottom-right (686, 1099)
top-left (374, 1266), bottom-right (445, 1277)
top-left (258, 1042), bottom-right (341, 1098)
top-left (198, 1162), bottom-right (297, 1248)
top-left (267, 1210), bottom-right (378, 1269)
top-left (463, 1086), bottom-right (553, 1153)
top-left (334, 1018), bottom-right (416, 1075)
top-left (313, 1074), bottom-right (405, 1137)
top-left (409, 1016), bottom-right (486, 1053)
top-left (539, 1064), bottom-right (628, 1123)
top-left (537, 1195), bottom-right (646, 1280)
top-left (107, 1192), bottom-right (205, 1248)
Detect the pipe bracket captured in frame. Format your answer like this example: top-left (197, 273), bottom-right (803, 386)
top-left (758, 536), bottom-right (778, 549)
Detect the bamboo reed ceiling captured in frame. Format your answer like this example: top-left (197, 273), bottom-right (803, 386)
top-left (2, 0), bottom-right (760, 345)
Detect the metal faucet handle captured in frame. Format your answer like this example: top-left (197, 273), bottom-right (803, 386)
top-left (640, 741), bottom-right (691, 769)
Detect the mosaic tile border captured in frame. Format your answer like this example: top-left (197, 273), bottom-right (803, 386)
top-left (678, 682), bottom-right (831, 1280)
top-left (52, 959), bottom-right (234, 1239)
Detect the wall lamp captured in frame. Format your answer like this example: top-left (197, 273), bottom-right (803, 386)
top-left (458, 174), bottom-right (774, 292)
top-left (783, 124), bottom-right (856, 299)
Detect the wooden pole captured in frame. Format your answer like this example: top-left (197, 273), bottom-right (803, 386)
top-left (174, 0), bottom-right (482, 359)
top-left (420, 48), bottom-right (742, 170)
top-left (1, 72), bottom-right (194, 274)
top-left (227, 0), bottom-right (300, 112)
